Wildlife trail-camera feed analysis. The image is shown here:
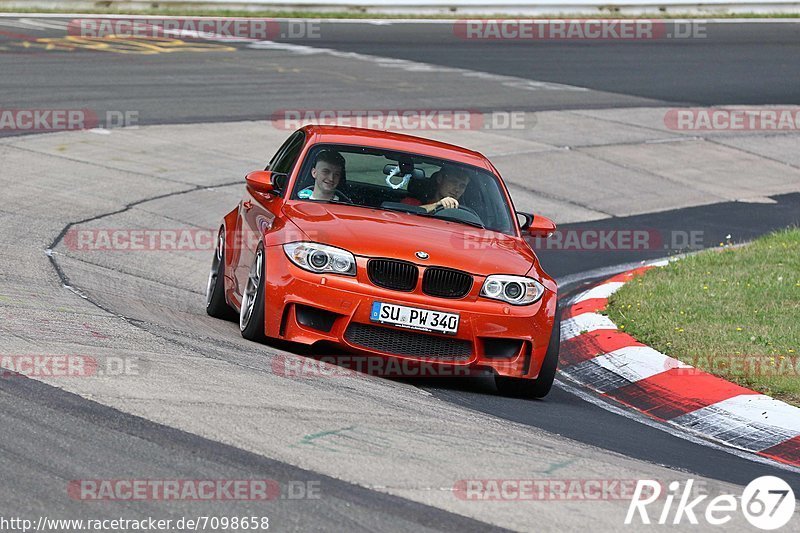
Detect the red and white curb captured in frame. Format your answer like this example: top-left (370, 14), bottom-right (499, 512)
top-left (559, 264), bottom-right (800, 468)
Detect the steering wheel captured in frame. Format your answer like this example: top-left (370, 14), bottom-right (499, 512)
top-left (333, 189), bottom-right (354, 204)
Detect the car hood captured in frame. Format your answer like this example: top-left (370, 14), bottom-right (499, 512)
top-left (283, 201), bottom-right (539, 278)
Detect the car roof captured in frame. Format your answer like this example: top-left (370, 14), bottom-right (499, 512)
top-left (301, 124), bottom-right (494, 171)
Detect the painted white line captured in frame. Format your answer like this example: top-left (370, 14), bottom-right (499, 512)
top-left (19, 17), bottom-right (69, 29)
top-left (591, 345), bottom-right (689, 383)
top-left (245, 40), bottom-right (589, 92)
top-left (557, 255), bottom-right (688, 294)
top-left (560, 312), bottom-right (616, 341)
top-left (561, 260), bottom-right (800, 469)
top-left (0, 17), bottom-right (69, 30)
top-left (2, 14), bottom-right (800, 24)
top-left (0, 19), bottom-right (48, 30)
top-left (670, 399), bottom-right (800, 452)
top-left (573, 281), bottom-right (624, 302)
top-left (13, 13), bottom-right (586, 94)
top-left (644, 136), bottom-right (702, 144)
top-left (554, 376), bottom-right (800, 474)
top-left (557, 261), bottom-right (649, 292)
top-left (692, 394), bottom-right (800, 435)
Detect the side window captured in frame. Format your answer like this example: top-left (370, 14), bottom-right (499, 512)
top-left (269, 131), bottom-right (305, 175)
top-left (267, 132), bottom-right (296, 169)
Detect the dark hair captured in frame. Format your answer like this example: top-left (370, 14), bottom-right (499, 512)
top-left (315, 150), bottom-right (346, 170)
top-left (440, 165), bottom-right (470, 181)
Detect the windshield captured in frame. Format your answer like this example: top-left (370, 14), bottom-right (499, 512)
top-left (291, 144), bottom-right (516, 235)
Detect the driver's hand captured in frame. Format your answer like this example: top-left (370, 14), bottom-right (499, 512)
top-left (437, 197), bottom-right (459, 210)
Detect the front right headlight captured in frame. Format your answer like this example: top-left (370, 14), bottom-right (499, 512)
top-left (283, 242), bottom-right (356, 276)
top-left (480, 275), bottom-right (544, 305)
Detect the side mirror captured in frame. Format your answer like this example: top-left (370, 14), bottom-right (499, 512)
top-left (245, 170), bottom-right (275, 194)
top-left (518, 212), bottom-right (556, 238)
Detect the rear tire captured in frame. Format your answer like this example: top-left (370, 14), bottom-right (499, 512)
top-left (206, 227), bottom-right (236, 320)
top-left (239, 244), bottom-right (267, 341)
top-left (495, 311), bottom-right (560, 399)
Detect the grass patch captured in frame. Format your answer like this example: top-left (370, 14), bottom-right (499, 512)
top-left (606, 228), bottom-right (800, 406)
top-left (1, 8), bottom-right (800, 19)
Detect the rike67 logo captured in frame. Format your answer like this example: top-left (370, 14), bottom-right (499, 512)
top-left (626, 477), bottom-right (796, 530)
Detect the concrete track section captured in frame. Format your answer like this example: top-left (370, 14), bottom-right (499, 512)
top-left (1, 110), bottom-right (799, 529)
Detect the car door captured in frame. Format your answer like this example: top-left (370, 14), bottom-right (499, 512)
top-left (234, 131), bottom-right (306, 297)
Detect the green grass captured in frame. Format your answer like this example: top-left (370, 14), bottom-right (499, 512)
top-left (606, 228), bottom-right (800, 406)
top-left (2, 7), bottom-right (800, 19)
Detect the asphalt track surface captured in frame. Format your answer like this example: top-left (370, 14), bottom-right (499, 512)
top-left (1, 19), bottom-right (799, 133)
top-left (2, 16), bottom-right (800, 531)
top-left (0, 376), bottom-right (506, 532)
top-left (264, 21), bottom-right (800, 106)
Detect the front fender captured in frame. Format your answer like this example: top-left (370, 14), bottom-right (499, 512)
top-left (263, 216), bottom-right (310, 248)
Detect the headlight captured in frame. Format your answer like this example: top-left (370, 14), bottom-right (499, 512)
top-left (480, 275), bottom-right (544, 305)
top-left (283, 242), bottom-right (356, 276)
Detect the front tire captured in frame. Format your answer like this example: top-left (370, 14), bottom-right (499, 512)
top-left (239, 244), bottom-right (267, 341)
top-left (206, 227), bottom-right (236, 320)
top-left (495, 311), bottom-right (560, 399)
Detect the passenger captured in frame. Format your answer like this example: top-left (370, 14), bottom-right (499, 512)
top-left (297, 150), bottom-right (350, 202)
top-left (403, 166), bottom-right (470, 213)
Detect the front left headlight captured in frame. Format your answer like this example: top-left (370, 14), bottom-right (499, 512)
top-left (283, 242), bottom-right (356, 276)
top-left (480, 275), bottom-right (544, 305)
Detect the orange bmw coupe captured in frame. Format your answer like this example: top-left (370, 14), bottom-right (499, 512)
top-left (206, 125), bottom-right (560, 398)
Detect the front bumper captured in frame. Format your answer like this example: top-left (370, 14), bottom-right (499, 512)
top-left (261, 245), bottom-right (557, 378)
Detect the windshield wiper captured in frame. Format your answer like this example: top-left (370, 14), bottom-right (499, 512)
top-left (310, 199), bottom-right (357, 207)
top-left (432, 214), bottom-right (485, 229)
top-left (377, 204), bottom-right (413, 213)
top-left (376, 203), bottom-right (427, 215)
top-left (317, 200), bottom-right (486, 229)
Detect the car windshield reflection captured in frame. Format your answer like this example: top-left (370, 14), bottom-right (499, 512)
top-left (291, 144), bottom-right (514, 235)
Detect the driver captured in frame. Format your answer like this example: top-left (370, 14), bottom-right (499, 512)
top-left (403, 166), bottom-right (470, 213)
top-left (297, 150), bottom-right (350, 202)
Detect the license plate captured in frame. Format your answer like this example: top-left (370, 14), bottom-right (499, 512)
top-left (370, 302), bottom-right (459, 335)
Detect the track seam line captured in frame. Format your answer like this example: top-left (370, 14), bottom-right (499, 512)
top-left (704, 137), bottom-right (800, 172)
top-left (571, 140), bottom-right (732, 200)
top-left (41, 178), bottom-right (341, 380)
top-left (2, 142), bottom-right (202, 187)
top-left (506, 181), bottom-right (616, 217)
top-left (46, 180), bottom-right (238, 296)
top-left (564, 108), bottom-right (698, 135)
top-left (51, 252), bottom-right (207, 296)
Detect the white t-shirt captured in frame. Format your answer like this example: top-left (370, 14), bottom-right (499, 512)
top-left (297, 187), bottom-right (350, 202)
